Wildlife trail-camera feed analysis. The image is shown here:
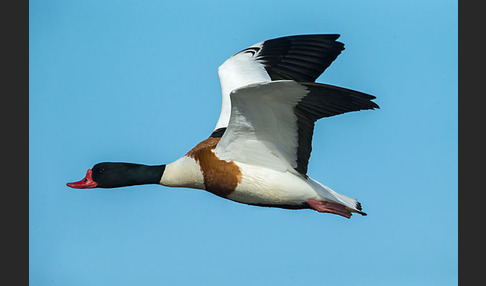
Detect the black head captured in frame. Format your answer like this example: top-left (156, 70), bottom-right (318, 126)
top-left (67, 162), bottom-right (166, 189)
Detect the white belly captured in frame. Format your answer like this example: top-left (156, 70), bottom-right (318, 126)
top-left (226, 163), bottom-right (321, 206)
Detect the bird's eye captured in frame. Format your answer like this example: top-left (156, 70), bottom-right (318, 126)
top-left (82, 178), bottom-right (87, 182)
top-left (99, 168), bottom-right (105, 173)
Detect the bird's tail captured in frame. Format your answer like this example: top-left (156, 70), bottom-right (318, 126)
top-left (310, 179), bottom-right (367, 216)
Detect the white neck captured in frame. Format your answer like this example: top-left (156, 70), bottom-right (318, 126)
top-left (159, 156), bottom-right (205, 190)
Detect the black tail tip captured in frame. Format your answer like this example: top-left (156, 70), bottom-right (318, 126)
top-left (356, 202), bottom-right (367, 216)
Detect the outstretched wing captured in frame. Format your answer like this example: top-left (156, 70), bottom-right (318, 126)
top-left (214, 80), bottom-right (378, 176)
top-left (214, 34), bottom-right (345, 130)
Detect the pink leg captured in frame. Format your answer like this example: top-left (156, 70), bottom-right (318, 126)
top-left (306, 199), bottom-right (352, 219)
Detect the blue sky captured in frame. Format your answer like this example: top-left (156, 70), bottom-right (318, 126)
top-left (30, 0), bottom-right (457, 285)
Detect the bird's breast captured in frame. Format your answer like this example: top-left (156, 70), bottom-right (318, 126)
top-left (185, 137), bottom-right (242, 198)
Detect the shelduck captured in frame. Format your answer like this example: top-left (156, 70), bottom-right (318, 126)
top-left (67, 34), bottom-right (379, 218)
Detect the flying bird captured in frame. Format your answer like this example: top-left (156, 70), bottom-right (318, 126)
top-left (67, 34), bottom-right (379, 218)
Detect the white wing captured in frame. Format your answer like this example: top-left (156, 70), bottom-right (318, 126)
top-left (214, 42), bottom-right (270, 130)
top-left (214, 80), bottom-right (308, 173)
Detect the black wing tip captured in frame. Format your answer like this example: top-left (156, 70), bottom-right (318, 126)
top-left (362, 100), bottom-right (380, 111)
top-left (266, 33), bottom-right (340, 37)
top-left (301, 82), bottom-right (380, 112)
top-left (263, 34), bottom-right (345, 51)
top-left (259, 34), bottom-right (346, 82)
top-left (278, 33), bottom-right (344, 47)
top-left (363, 96), bottom-right (380, 110)
top-left (274, 33), bottom-right (342, 40)
top-left (358, 94), bottom-right (380, 110)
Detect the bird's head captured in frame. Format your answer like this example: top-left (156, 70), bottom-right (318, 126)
top-left (67, 162), bottom-right (165, 189)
